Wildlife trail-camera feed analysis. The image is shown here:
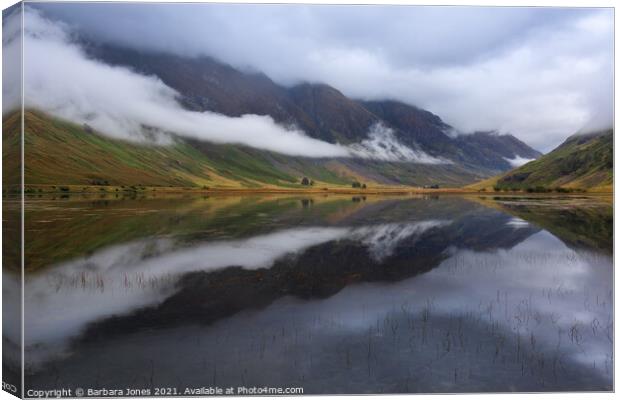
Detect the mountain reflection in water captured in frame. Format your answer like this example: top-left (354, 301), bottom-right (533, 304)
top-left (4, 194), bottom-right (612, 393)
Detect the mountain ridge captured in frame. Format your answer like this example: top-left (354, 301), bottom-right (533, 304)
top-left (3, 43), bottom-right (550, 190)
top-left (84, 43), bottom-right (541, 173)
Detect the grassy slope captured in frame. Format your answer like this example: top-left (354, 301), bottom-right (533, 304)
top-left (468, 130), bottom-right (613, 192)
top-left (7, 111), bottom-right (491, 190)
top-left (2, 111), bottom-right (21, 189)
top-left (15, 111), bottom-right (353, 189)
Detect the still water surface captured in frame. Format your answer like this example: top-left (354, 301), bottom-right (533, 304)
top-left (4, 194), bottom-right (613, 393)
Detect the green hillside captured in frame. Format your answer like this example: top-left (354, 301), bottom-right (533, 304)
top-left (4, 111), bottom-right (493, 192)
top-left (7, 111), bottom-right (351, 190)
top-left (470, 129), bottom-right (613, 192)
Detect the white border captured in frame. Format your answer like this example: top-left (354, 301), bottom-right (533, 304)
top-left (0, 1), bottom-right (616, 400)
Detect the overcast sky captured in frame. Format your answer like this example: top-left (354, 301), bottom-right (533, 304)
top-left (11, 6), bottom-right (445, 162)
top-left (31, 3), bottom-right (614, 151)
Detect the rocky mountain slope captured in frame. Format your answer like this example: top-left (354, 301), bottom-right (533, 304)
top-left (86, 44), bottom-right (540, 172)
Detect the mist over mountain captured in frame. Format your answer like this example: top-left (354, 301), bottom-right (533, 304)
top-left (33, 3), bottom-right (614, 152)
top-left (7, 6), bottom-right (614, 190)
top-left (84, 42), bottom-right (541, 171)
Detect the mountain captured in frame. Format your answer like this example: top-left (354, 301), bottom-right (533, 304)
top-left (471, 129), bottom-right (613, 192)
top-left (84, 44), bottom-right (379, 145)
top-left (84, 44), bottom-right (540, 172)
top-left (7, 44), bottom-right (544, 190)
top-left (359, 100), bottom-right (541, 170)
top-left (8, 111), bottom-right (495, 191)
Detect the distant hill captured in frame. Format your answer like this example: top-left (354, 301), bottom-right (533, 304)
top-left (84, 44), bottom-right (540, 175)
top-left (470, 129), bottom-right (613, 192)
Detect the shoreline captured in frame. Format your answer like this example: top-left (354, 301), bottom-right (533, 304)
top-left (3, 184), bottom-right (613, 197)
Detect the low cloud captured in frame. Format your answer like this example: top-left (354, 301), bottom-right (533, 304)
top-left (33, 4), bottom-right (614, 152)
top-left (576, 101), bottom-right (613, 135)
top-left (2, 5), bottom-right (22, 116)
top-left (16, 9), bottom-right (354, 158)
top-left (504, 155), bottom-right (535, 168)
top-left (349, 123), bottom-right (446, 164)
top-left (12, 8), bottom-right (443, 164)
